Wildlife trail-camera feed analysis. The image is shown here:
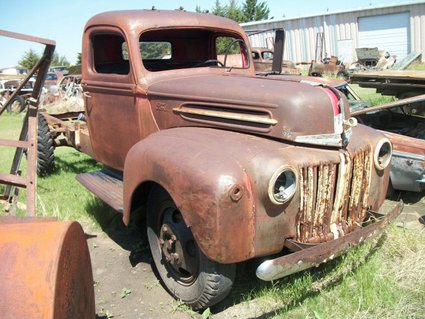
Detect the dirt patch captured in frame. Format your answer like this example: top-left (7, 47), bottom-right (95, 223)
top-left (85, 220), bottom-right (197, 319)
top-left (85, 191), bottom-right (424, 318)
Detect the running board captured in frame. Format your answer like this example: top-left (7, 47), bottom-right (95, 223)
top-left (76, 171), bottom-right (123, 213)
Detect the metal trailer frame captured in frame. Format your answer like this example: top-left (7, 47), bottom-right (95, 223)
top-left (0, 30), bottom-right (55, 215)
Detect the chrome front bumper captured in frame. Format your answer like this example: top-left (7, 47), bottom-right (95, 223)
top-left (256, 201), bottom-right (404, 281)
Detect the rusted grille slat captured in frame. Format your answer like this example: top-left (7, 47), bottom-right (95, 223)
top-left (348, 147), bottom-right (372, 229)
top-left (297, 146), bottom-right (373, 243)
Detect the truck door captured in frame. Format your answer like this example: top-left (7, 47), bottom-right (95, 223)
top-left (82, 27), bottom-right (139, 171)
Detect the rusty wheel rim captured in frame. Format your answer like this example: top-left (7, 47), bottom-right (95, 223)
top-left (10, 100), bottom-right (21, 113)
top-left (158, 207), bottom-right (199, 284)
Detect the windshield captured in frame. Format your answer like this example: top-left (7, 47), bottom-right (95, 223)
top-left (139, 28), bottom-right (250, 72)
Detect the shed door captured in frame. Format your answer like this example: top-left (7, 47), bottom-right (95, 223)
top-left (358, 12), bottom-right (410, 60)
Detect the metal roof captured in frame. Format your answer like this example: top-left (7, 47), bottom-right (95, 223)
top-left (241, 0), bottom-right (425, 26)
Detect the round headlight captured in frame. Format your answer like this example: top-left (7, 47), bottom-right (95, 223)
top-left (374, 138), bottom-right (392, 170)
top-left (268, 167), bottom-right (297, 204)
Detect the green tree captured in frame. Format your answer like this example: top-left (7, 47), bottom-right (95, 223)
top-left (211, 0), bottom-right (226, 17)
top-left (241, 0), bottom-right (270, 22)
top-left (140, 42), bottom-right (171, 59)
top-left (76, 52), bottom-right (82, 65)
top-left (18, 49), bottom-right (40, 70)
top-left (205, 0), bottom-right (270, 23)
top-left (51, 52), bottom-right (70, 67)
top-left (225, 0), bottom-right (245, 22)
top-left (195, 5), bottom-right (209, 13)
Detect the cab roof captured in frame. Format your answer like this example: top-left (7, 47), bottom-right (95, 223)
top-left (85, 10), bottom-right (244, 34)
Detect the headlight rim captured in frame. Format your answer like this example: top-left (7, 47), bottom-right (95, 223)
top-left (374, 138), bottom-right (393, 171)
top-left (268, 165), bottom-right (298, 205)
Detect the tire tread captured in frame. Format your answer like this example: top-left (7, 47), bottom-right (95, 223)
top-left (37, 114), bottom-right (55, 176)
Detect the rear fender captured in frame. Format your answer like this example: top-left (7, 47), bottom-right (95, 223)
top-left (122, 128), bottom-right (256, 263)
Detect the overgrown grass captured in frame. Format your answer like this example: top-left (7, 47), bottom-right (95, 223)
top-left (407, 62), bottom-right (425, 71)
top-left (348, 84), bottom-right (395, 106)
top-left (278, 227), bottom-right (424, 318)
top-left (226, 226), bottom-right (425, 319)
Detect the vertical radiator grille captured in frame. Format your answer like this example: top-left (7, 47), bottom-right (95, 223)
top-left (297, 147), bottom-right (372, 243)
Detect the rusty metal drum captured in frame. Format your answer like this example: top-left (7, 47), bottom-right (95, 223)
top-left (0, 218), bottom-right (95, 319)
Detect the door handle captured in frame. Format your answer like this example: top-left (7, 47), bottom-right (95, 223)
top-left (83, 91), bottom-right (92, 98)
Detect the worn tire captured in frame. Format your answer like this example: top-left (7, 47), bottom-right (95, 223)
top-left (147, 186), bottom-right (235, 310)
top-left (7, 95), bottom-right (26, 113)
top-left (37, 114), bottom-right (55, 176)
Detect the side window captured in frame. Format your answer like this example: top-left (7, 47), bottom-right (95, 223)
top-left (252, 51), bottom-right (260, 60)
top-left (216, 36), bottom-right (248, 68)
top-left (92, 33), bottom-right (129, 75)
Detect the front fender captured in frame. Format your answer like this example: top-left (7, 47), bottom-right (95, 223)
top-left (123, 127), bottom-right (256, 263)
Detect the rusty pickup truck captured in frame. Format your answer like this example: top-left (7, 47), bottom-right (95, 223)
top-left (38, 10), bottom-right (402, 309)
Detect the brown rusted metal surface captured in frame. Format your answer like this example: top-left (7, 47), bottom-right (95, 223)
top-left (148, 76), bottom-right (347, 143)
top-left (256, 200), bottom-right (403, 281)
top-left (297, 146), bottom-right (372, 244)
top-left (308, 57), bottom-right (346, 77)
top-left (81, 11), bottom-right (353, 170)
top-left (40, 111), bottom-right (94, 157)
top-left (383, 131), bottom-right (425, 156)
top-left (77, 170), bottom-right (123, 212)
top-left (0, 30), bottom-right (55, 215)
top-left (351, 93), bottom-right (425, 116)
top-left (0, 29), bottom-right (55, 46)
top-left (0, 219), bottom-right (95, 319)
top-left (0, 216), bottom-right (56, 223)
top-left (45, 10), bottom-right (392, 265)
top-left (349, 70), bottom-right (425, 99)
top-left (122, 123), bottom-right (390, 263)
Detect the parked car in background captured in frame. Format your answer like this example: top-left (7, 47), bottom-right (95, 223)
top-left (308, 55), bottom-right (348, 78)
top-left (44, 72), bottom-right (59, 87)
top-left (48, 65), bottom-right (68, 74)
top-left (0, 77), bottom-right (35, 113)
top-left (252, 47), bottom-right (300, 74)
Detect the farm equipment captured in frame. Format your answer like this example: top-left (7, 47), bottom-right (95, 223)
top-left (0, 30), bottom-right (95, 319)
top-left (0, 218), bottom-right (95, 319)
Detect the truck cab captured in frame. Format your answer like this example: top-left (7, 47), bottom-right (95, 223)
top-left (40, 10), bottom-right (402, 310)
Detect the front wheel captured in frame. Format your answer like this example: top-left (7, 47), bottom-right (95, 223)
top-left (147, 186), bottom-right (235, 310)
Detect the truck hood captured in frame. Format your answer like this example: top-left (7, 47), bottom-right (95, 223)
top-left (147, 74), bottom-right (353, 147)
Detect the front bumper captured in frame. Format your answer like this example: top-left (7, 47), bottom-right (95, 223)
top-left (256, 201), bottom-right (404, 281)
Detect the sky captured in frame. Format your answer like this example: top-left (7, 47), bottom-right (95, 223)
top-left (0, 0), bottom-right (420, 68)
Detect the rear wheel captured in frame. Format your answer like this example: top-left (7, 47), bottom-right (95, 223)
top-left (147, 186), bottom-right (235, 310)
top-left (37, 114), bottom-right (55, 176)
top-left (7, 96), bottom-right (26, 113)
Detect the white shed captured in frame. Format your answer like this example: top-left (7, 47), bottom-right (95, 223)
top-left (241, 1), bottom-right (425, 64)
